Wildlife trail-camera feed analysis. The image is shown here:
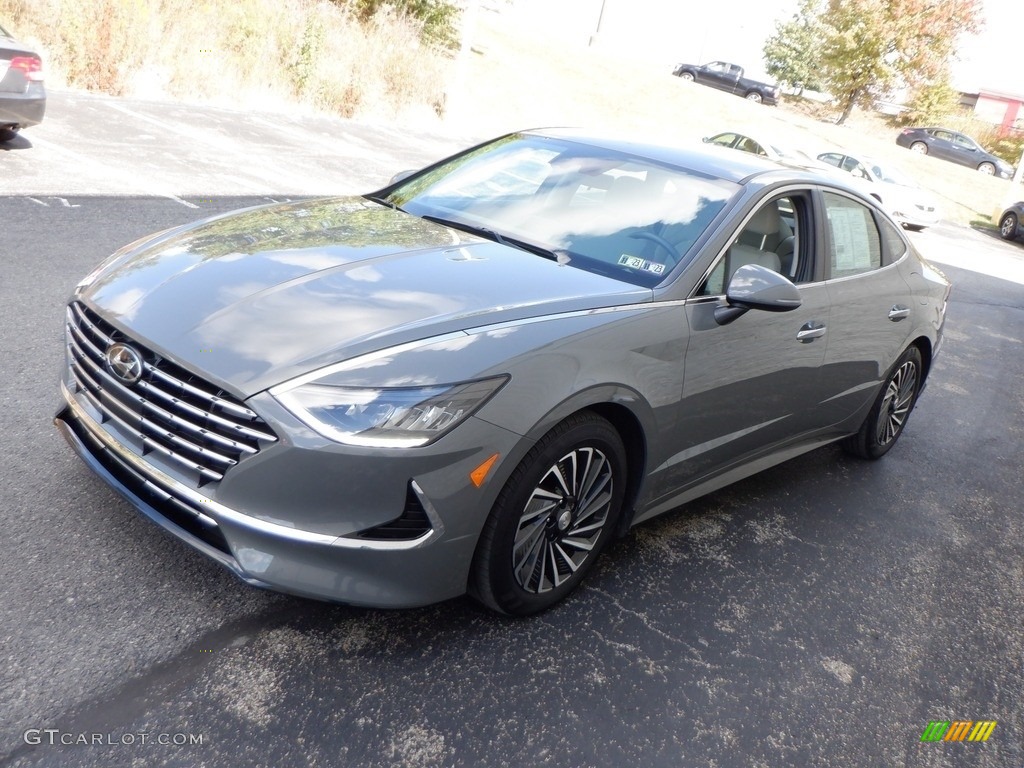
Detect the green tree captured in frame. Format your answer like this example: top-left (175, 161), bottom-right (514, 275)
top-left (900, 69), bottom-right (963, 126)
top-left (821, 0), bottom-right (983, 125)
top-left (763, 0), bottom-right (824, 95)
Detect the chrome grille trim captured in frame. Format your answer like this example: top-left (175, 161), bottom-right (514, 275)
top-left (65, 301), bottom-right (277, 486)
top-left (68, 338), bottom-right (257, 457)
top-left (146, 365), bottom-right (259, 420)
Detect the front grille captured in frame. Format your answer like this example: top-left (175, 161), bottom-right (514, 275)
top-left (65, 301), bottom-right (277, 486)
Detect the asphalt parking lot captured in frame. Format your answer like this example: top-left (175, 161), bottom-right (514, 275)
top-left (2, 93), bottom-right (1023, 767)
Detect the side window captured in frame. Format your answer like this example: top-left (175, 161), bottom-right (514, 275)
top-left (823, 192), bottom-right (882, 278)
top-left (709, 133), bottom-right (737, 147)
top-left (735, 137), bottom-right (763, 155)
top-left (933, 130), bottom-right (953, 142)
top-left (697, 194), bottom-right (807, 296)
top-left (841, 156), bottom-right (870, 179)
top-left (953, 133), bottom-right (975, 149)
top-left (819, 153), bottom-right (843, 167)
top-left (878, 216), bottom-right (907, 264)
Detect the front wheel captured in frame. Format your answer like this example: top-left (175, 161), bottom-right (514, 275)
top-left (0, 126), bottom-right (19, 142)
top-left (842, 346), bottom-right (923, 460)
top-left (910, 141), bottom-right (928, 155)
top-left (744, 91), bottom-right (763, 103)
top-left (470, 412), bottom-right (627, 615)
top-left (678, 71), bottom-right (695, 82)
top-left (1000, 212), bottom-right (1019, 240)
top-left (977, 162), bottom-right (995, 175)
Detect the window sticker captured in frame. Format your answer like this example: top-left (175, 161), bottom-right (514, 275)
top-left (827, 207), bottom-right (872, 272)
top-left (618, 254), bottom-right (666, 275)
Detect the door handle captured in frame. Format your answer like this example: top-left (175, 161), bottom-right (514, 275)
top-left (888, 305), bottom-right (910, 321)
top-left (796, 322), bottom-right (827, 343)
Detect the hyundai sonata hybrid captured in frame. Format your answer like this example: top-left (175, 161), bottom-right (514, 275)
top-left (55, 130), bottom-right (950, 615)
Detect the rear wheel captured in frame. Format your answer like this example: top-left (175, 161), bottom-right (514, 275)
top-left (842, 346), bottom-right (923, 460)
top-left (1000, 212), bottom-right (1019, 240)
top-left (470, 412), bottom-right (626, 616)
top-left (910, 141), bottom-right (928, 154)
top-left (0, 126), bottom-right (19, 142)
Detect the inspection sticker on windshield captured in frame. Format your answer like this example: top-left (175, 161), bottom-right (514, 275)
top-left (618, 254), bottom-right (666, 275)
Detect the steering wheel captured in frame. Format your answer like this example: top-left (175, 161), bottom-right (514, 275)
top-left (627, 230), bottom-right (680, 263)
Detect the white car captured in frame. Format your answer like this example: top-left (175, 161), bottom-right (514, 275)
top-left (703, 131), bottom-right (834, 171)
top-left (817, 151), bottom-right (940, 230)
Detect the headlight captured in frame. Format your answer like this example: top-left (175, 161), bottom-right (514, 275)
top-left (272, 376), bottom-right (509, 447)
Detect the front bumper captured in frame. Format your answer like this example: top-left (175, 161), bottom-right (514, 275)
top-left (56, 381), bottom-right (523, 608)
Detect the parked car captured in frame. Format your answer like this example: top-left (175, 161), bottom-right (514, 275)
top-left (896, 127), bottom-right (1013, 178)
top-left (0, 22), bottom-right (45, 142)
top-left (817, 150), bottom-right (941, 230)
top-left (703, 130), bottom-right (832, 171)
top-left (999, 202), bottom-right (1024, 241)
top-left (672, 60), bottom-right (779, 105)
top-left (56, 129), bottom-right (949, 615)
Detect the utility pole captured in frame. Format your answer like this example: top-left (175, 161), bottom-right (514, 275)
top-left (589, 0), bottom-right (607, 47)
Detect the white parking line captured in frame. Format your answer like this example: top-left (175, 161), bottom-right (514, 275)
top-left (27, 134), bottom-right (202, 208)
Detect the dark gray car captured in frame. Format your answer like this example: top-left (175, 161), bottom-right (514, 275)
top-left (896, 127), bottom-right (1013, 178)
top-left (55, 130), bottom-right (950, 615)
top-left (999, 201), bottom-right (1024, 241)
top-left (0, 22), bottom-right (45, 142)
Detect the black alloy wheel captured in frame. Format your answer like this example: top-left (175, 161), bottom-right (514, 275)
top-left (843, 346), bottom-right (923, 460)
top-left (470, 412), bottom-right (627, 615)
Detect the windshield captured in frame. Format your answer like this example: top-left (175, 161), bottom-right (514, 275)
top-left (378, 134), bottom-right (739, 286)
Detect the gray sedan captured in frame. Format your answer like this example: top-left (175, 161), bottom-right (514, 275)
top-left (895, 126), bottom-right (1013, 178)
top-left (55, 130), bottom-right (950, 615)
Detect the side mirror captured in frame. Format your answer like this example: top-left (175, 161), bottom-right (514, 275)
top-left (389, 169), bottom-right (416, 184)
top-left (714, 264), bottom-right (802, 325)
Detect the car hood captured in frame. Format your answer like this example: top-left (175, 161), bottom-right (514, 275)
top-left (78, 197), bottom-right (650, 397)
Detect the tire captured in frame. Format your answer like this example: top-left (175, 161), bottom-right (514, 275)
top-left (744, 91), bottom-right (763, 103)
top-left (978, 162), bottom-right (995, 175)
top-left (470, 412), bottom-right (627, 616)
top-left (1000, 212), bottom-right (1018, 240)
top-left (842, 346), bottom-right (923, 460)
top-left (679, 72), bottom-right (695, 82)
top-left (0, 126), bottom-right (19, 142)
top-left (909, 141), bottom-right (928, 155)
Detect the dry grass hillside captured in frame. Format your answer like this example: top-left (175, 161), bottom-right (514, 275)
top-left (3, 0), bottom-right (1018, 225)
top-left (447, 6), bottom-right (1020, 228)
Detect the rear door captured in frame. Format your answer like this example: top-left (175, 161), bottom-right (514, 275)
top-left (815, 190), bottom-right (914, 426)
top-left (926, 130), bottom-right (959, 163)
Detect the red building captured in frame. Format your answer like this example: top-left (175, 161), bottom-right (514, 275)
top-left (960, 88), bottom-right (1024, 136)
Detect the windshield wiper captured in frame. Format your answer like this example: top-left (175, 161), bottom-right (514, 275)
top-left (366, 195), bottom-right (404, 212)
top-left (420, 214), bottom-right (561, 262)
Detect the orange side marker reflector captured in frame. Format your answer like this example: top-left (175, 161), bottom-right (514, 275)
top-left (470, 453), bottom-right (500, 488)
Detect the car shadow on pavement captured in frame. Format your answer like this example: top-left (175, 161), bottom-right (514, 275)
top-left (0, 133), bottom-right (33, 150)
top-left (969, 221), bottom-right (1021, 247)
